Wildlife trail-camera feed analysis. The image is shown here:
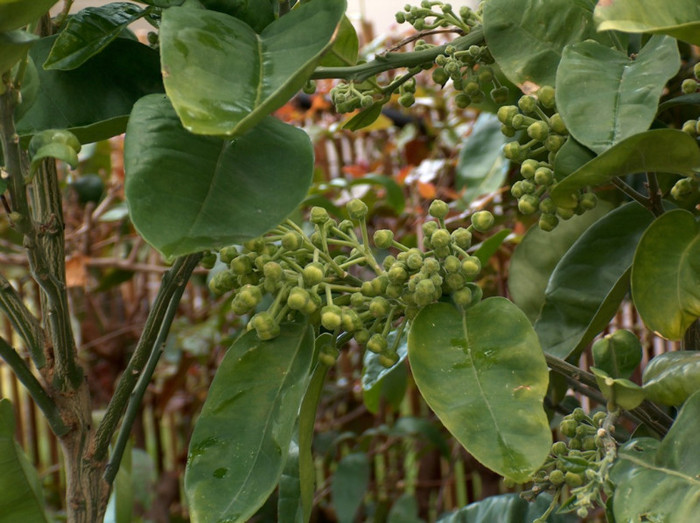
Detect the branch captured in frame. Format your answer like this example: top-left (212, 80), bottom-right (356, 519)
top-left (645, 172), bottom-right (665, 217)
top-left (0, 272), bottom-right (46, 367)
top-left (0, 336), bottom-right (68, 436)
top-left (311, 26), bottom-right (484, 82)
top-left (93, 253), bottom-right (202, 462)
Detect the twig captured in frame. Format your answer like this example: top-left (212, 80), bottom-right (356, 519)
top-left (645, 172), bottom-right (665, 217)
top-left (93, 253), bottom-right (202, 462)
top-left (0, 336), bottom-right (68, 436)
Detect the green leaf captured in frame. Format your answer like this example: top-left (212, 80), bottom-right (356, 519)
top-left (319, 15), bottom-right (359, 66)
top-left (553, 137), bottom-right (596, 181)
top-left (199, 0), bottom-right (276, 33)
top-left (473, 229), bottom-right (511, 267)
top-left (391, 417), bottom-right (450, 459)
top-left (508, 203), bottom-right (611, 323)
top-left (657, 93), bottom-right (700, 113)
top-left (550, 130), bottom-right (700, 208)
top-left (331, 452), bottom-right (370, 523)
top-left (124, 94), bottom-right (314, 258)
top-left (160, 0), bottom-right (346, 137)
top-left (29, 142), bottom-right (79, 174)
top-left (0, 30), bottom-right (37, 75)
top-left (185, 321), bottom-right (314, 523)
top-left (43, 3), bottom-right (148, 71)
top-left (388, 494), bottom-right (424, 523)
top-left (591, 367), bottom-right (645, 410)
top-left (555, 35), bottom-right (679, 154)
top-left (437, 493), bottom-right (576, 522)
top-left (362, 335), bottom-right (407, 414)
top-left (631, 209), bottom-right (700, 340)
top-left (408, 299), bottom-right (551, 482)
top-left (592, 329), bottom-right (642, 379)
top-left (594, 0), bottom-right (700, 45)
top-left (0, 0), bottom-right (57, 32)
top-left (456, 113), bottom-right (509, 206)
top-left (17, 36), bottom-right (163, 144)
top-left (0, 399), bottom-right (50, 523)
top-left (642, 351), bottom-right (700, 406)
top-left (482, 0), bottom-right (607, 88)
top-left (611, 391), bottom-right (700, 522)
top-left (104, 439), bottom-right (133, 523)
top-left (535, 202), bottom-right (654, 359)
top-left (347, 174), bottom-right (405, 214)
top-left (342, 102), bottom-right (383, 131)
top-left (278, 439), bottom-right (303, 523)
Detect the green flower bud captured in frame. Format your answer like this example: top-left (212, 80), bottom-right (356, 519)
top-left (695, 62), bottom-right (700, 80)
top-left (422, 221), bottom-right (439, 238)
top-left (520, 159), bottom-right (538, 179)
top-left (443, 255), bottom-right (461, 273)
top-left (682, 78), bottom-right (698, 94)
top-left (243, 238), bottom-right (265, 253)
top-left (302, 262), bottom-right (325, 286)
top-left (564, 472), bottom-right (583, 487)
top-left (511, 113), bottom-right (535, 129)
top-left (374, 229), bottom-right (394, 248)
top-left (263, 261), bottom-right (283, 282)
top-left (518, 194), bottom-right (539, 215)
top-left (429, 199), bottom-right (449, 219)
top-left (399, 93), bottom-right (415, 107)
top-left (681, 119), bottom-right (698, 136)
top-left (503, 141), bottom-right (522, 160)
top-left (385, 283), bottom-right (403, 299)
top-left (432, 67), bottom-right (449, 86)
top-left (580, 192), bottom-right (597, 210)
top-left (544, 134), bottom-right (566, 153)
top-left (395, 11), bottom-right (406, 23)
top-left (671, 177), bottom-right (698, 200)
top-left (551, 441), bottom-right (568, 456)
top-left (360, 280), bottom-right (377, 297)
top-left (209, 270), bottom-right (237, 295)
top-left (452, 286), bottom-right (473, 308)
top-left (455, 93), bottom-right (472, 108)
top-left (557, 206), bottom-right (575, 220)
top-left (341, 307), bottom-right (362, 332)
top-left (461, 256), bottom-right (481, 278)
top-left (219, 245), bottom-right (239, 264)
top-left (367, 333), bottom-right (388, 354)
top-left (451, 228), bottom-right (472, 249)
top-left (281, 232), bottom-right (302, 251)
top-left (302, 79), bottom-right (317, 95)
top-left (517, 95), bottom-right (537, 114)
top-left (369, 296), bottom-right (391, 318)
top-left (527, 121), bottom-right (549, 142)
top-left (568, 437), bottom-right (582, 450)
top-left (471, 210), bottom-right (494, 232)
top-left (288, 287), bottom-right (311, 311)
top-left (560, 419), bottom-right (577, 437)
top-left (231, 255), bottom-right (253, 275)
top-left (534, 167), bottom-right (554, 186)
top-left (347, 198), bottom-right (369, 221)
top-left (549, 469), bottom-right (565, 485)
top-left (490, 86), bottom-right (509, 104)
top-left (445, 272), bottom-right (465, 291)
top-left (354, 329), bottom-right (370, 345)
top-left (572, 407), bottom-right (586, 422)
top-left (537, 85), bottom-right (555, 109)
top-left (406, 252), bottom-right (422, 270)
top-left (430, 229), bottom-right (451, 249)
top-left (200, 251), bottom-right (217, 270)
top-left (497, 105), bottom-right (519, 126)
top-left (538, 213), bottom-right (559, 232)
top-left (238, 284), bottom-right (262, 308)
top-left (465, 81), bottom-right (480, 95)
top-left (421, 257), bottom-right (440, 274)
top-left (310, 206), bottom-right (329, 224)
top-left (360, 95), bottom-right (374, 108)
top-left (478, 69), bottom-right (493, 84)
top-left (379, 352), bottom-right (399, 368)
top-left (511, 181), bottom-right (525, 199)
top-left (321, 305), bottom-right (342, 330)
top-left (592, 411), bottom-right (606, 426)
top-left (251, 312), bottom-right (280, 340)
top-left (549, 113), bottom-right (567, 135)
top-left (500, 124), bottom-right (516, 137)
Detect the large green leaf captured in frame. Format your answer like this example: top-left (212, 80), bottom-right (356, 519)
top-left (553, 137), bottom-right (596, 181)
top-left (318, 15), bottom-right (358, 67)
top-left (555, 35), bottom-right (679, 154)
top-left (508, 203), bottom-right (611, 323)
top-left (0, 30), bottom-right (37, 75)
top-left (591, 329), bottom-right (642, 380)
top-left (456, 113), bottom-right (510, 206)
top-left (482, 0), bottom-right (606, 88)
top-left (594, 0), bottom-right (700, 45)
top-left (331, 452), bottom-right (370, 523)
top-left (642, 351), bottom-right (700, 406)
top-left (362, 338), bottom-right (408, 414)
top-left (0, 399), bottom-right (50, 523)
top-left (631, 209), bottom-right (700, 340)
top-left (17, 36), bottom-right (163, 143)
top-left (199, 0), bottom-right (276, 33)
top-left (408, 299), bottom-right (551, 482)
top-left (160, 0), bottom-right (346, 137)
top-left (0, 0), bottom-right (57, 32)
top-left (124, 94), bottom-right (314, 258)
top-left (44, 2), bottom-right (148, 71)
top-left (550, 130), bottom-right (700, 208)
top-left (535, 202), bottom-right (654, 360)
top-left (611, 390), bottom-right (700, 522)
top-left (185, 321), bottom-right (314, 523)
top-left (438, 493), bottom-right (576, 523)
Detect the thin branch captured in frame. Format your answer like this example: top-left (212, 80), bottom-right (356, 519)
top-left (645, 172), bottom-right (665, 217)
top-left (0, 336), bottom-right (68, 436)
top-left (93, 253), bottom-right (202, 462)
top-left (104, 272), bottom-right (189, 484)
top-left (0, 272), bottom-right (46, 367)
top-left (312, 26), bottom-right (484, 82)
top-left (612, 177), bottom-right (650, 208)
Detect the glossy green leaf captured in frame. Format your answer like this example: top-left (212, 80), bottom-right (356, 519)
top-left (594, 0), bottom-right (700, 45)
top-left (550, 130), bottom-right (700, 208)
top-left (556, 36), bottom-right (679, 154)
top-left (29, 142), bottom-right (79, 174)
top-left (124, 94), bottom-right (313, 258)
top-left (199, 0), bottom-right (275, 33)
top-left (642, 351), bottom-right (700, 406)
top-left (591, 367), bottom-right (645, 410)
top-left (0, 0), bottom-right (57, 32)
top-left (473, 229), bottom-right (511, 267)
top-left (437, 493), bottom-right (576, 523)
top-left (319, 15), bottom-right (358, 66)
top-left (611, 391), bottom-right (700, 522)
top-left (0, 399), bottom-right (50, 523)
top-left (508, 203), bottom-right (611, 323)
top-left (343, 102), bottom-right (383, 131)
top-left (553, 138), bottom-right (596, 181)
top-left (658, 93), bottom-right (700, 113)
top-left (362, 336), bottom-right (407, 414)
top-left (185, 321), bottom-right (314, 523)
top-left (408, 299), bottom-right (551, 482)
top-left (0, 30), bottom-right (37, 75)
top-left (482, 0), bottom-right (607, 88)
top-left (535, 202), bottom-right (654, 360)
top-left (592, 329), bottom-right (642, 379)
top-left (17, 36), bottom-right (163, 143)
top-left (456, 113), bottom-right (509, 206)
top-left (160, 0), bottom-right (346, 137)
top-left (388, 494), bottom-right (423, 523)
top-left (631, 209), bottom-right (700, 340)
top-left (331, 452), bottom-right (370, 523)
top-left (44, 3), bottom-right (147, 71)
